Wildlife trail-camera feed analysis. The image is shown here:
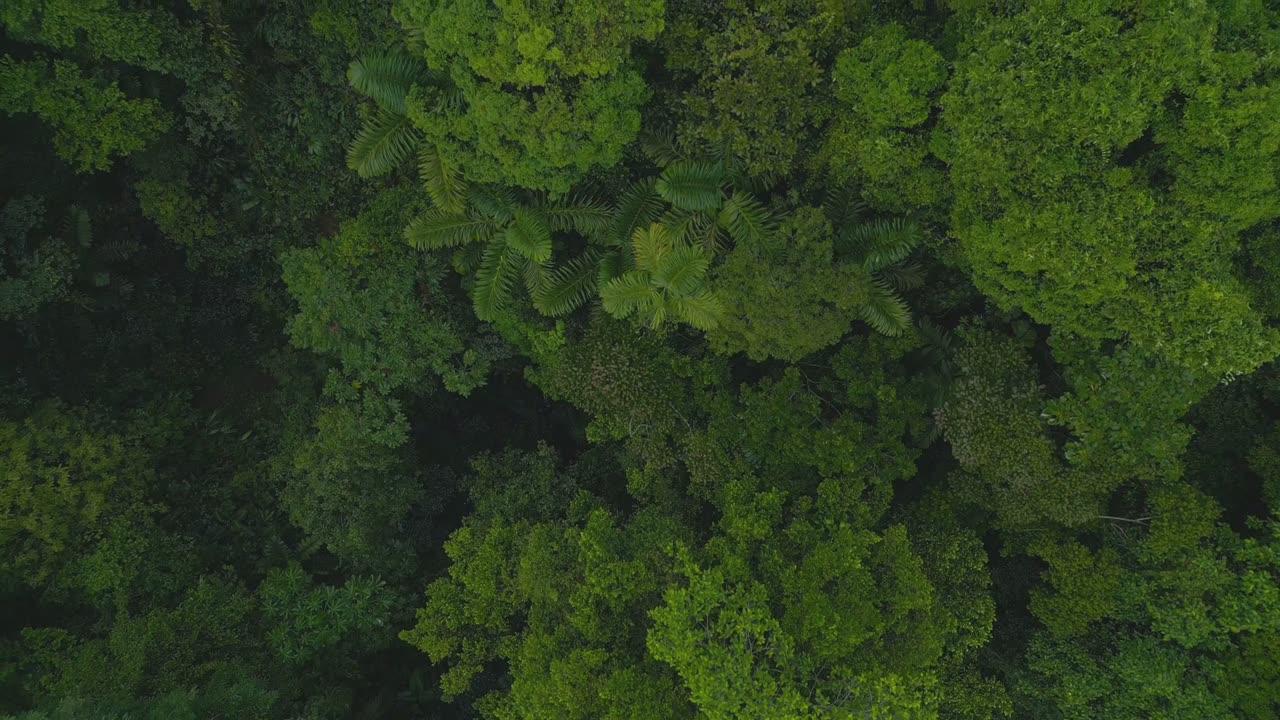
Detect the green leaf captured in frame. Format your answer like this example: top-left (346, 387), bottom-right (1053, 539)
top-left (609, 180), bottom-right (663, 247)
top-left (655, 161), bottom-right (726, 211)
top-left (347, 51), bottom-right (431, 115)
top-left (600, 271), bottom-right (657, 319)
top-left (859, 278), bottom-right (912, 336)
top-left (418, 144), bottom-right (468, 214)
top-left (631, 224), bottom-right (672, 273)
top-left (472, 240), bottom-right (519, 321)
top-left (670, 288), bottom-right (724, 330)
top-left (405, 210), bottom-right (498, 250)
top-left (347, 109), bottom-right (419, 178)
top-left (843, 218), bottom-right (923, 271)
top-left (523, 257), bottom-right (550, 295)
top-left (653, 245), bottom-right (708, 296)
top-left (540, 194), bottom-right (612, 238)
top-left (880, 261), bottom-right (925, 291)
top-left (823, 186), bottom-right (868, 230)
top-left (468, 185), bottom-right (519, 223)
top-left (717, 191), bottom-right (775, 250)
top-left (533, 250), bottom-right (602, 316)
top-left (638, 127), bottom-right (686, 167)
top-left (504, 208), bottom-right (552, 262)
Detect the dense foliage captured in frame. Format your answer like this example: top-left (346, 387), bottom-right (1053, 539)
top-left (3, 2), bottom-right (1278, 718)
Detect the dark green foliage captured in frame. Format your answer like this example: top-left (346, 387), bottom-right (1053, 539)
top-left (5, 3), bottom-right (1280, 720)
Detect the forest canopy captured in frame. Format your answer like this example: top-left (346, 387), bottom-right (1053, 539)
top-left (2, 1), bottom-right (1279, 719)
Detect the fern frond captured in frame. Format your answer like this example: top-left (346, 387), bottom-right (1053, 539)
top-left (472, 240), bottom-right (519, 321)
top-left (600, 271), bottom-right (657, 319)
top-left (534, 250), bottom-right (602, 316)
top-left (655, 161), bottom-right (726, 211)
top-left (405, 210), bottom-right (498, 250)
top-left (859, 278), bottom-right (912, 337)
top-left (880, 261), bottom-right (925, 291)
top-left (731, 170), bottom-right (781, 196)
top-left (468, 185), bottom-right (519, 223)
top-left (347, 109), bottom-right (419, 178)
top-left (653, 245), bottom-right (708, 295)
top-left (418, 144), bottom-right (467, 214)
top-left (609, 180), bottom-right (663, 247)
top-left (504, 208), bottom-right (552, 262)
top-left (670, 288), bottom-right (723, 330)
top-left (698, 213), bottom-right (723, 256)
top-left (638, 127), bottom-right (685, 167)
top-left (540, 194), bottom-right (612, 238)
top-left (717, 191), bottom-right (775, 250)
top-left (844, 218), bottom-right (923, 271)
top-left (631, 224), bottom-right (672, 273)
top-left (348, 51), bottom-right (430, 114)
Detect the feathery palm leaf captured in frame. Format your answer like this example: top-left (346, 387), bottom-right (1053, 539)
top-left (347, 51), bottom-right (430, 114)
top-left (653, 245), bottom-right (708, 296)
top-left (844, 218), bottom-right (923, 271)
top-left (504, 209), bottom-right (552, 262)
top-left (718, 191), bottom-right (775, 249)
top-left (670, 289), bottom-right (724, 330)
top-left (609, 180), bottom-right (663, 247)
top-left (539, 194), bottom-right (612, 238)
top-left (533, 250), bottom-right (602, 316)
top-left (638, 127), bottom-right (686, 167)
top-left (347, 109), bottom-right (419, 178)
top-left (405, 210), bottom-right (498, 250)
top-left (522, 257), bottom-right (551, 295)
top-left (468, 185), bottom-right (519, 223)
top-left (824, 187), bottom-right (868, 230)
top-left (859, 278), bottom-right (912, 336)
top-left (418, 144), bottom-right (468, 214)
top-left (472, 240), bottom-right (519, 320)
top-left (655, 161), bottom-right (726, 211)
top-left (600, 271), bottom-right (657, 318)
top-left (880, 261), bottom-right (925, 291)
top-left (631, 224), bottom-right (672, 273)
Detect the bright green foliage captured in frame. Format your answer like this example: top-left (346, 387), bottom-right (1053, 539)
top-left (259, 563), bottom-right (395, 666)
top-left (823, 24), bottom-right (949, 212)
top-left (282, 188), bottom-right (498, 396)
top-left (938, 1), bottom-right (1280, 381)
top-left (600, 224), bottom-right (722, 330)
top-left (0, 402), bottom-right (163, 602)
top-left (1021, 485), bottom-right (1280, 719)
top-left (0, 57), bottom-right (169, 172)
top-left (392, 0), bottom-right (661, 192)
top-left (401, 448), bottom-right (689, 718)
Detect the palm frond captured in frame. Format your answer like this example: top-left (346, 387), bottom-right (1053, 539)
top-left (418, 144), bottom-right (468, 214)
top-left (638, 127), bottom-right (685, 167)
top-left (347, 109), bottom-right (419, 178)
top-left (522, 257), bottom-right (550, 295)
top-left (859, 278), bottom-right (912, 337)
top-left (539, 194), bottom-right (612, 238)
top-left (880, 261), bottom-right (925, 291)
top-left (598, 250), bottom-right (625, 285)
top-left (504, 208), bottom-right (552, 262)
top-left (655, 161), bottom-right (726, 211)
top-left (348, 51), bottom-right (430, 114)
top-left (600, 271), bottom-right (657, 319)
top-left (670, 289), bottom-right (723, 330)
top-left (844, 218), bottom-right (923, 271)
top-left (731, 170), bottom-right (781, 196)
top-left (472, 240), bottom-right (519, 321)
top-left (452, 243), bottom-right (484, 274)
top-left (653, 245), bottom-right (708, 296)
top-left (631, 224), bottom-right (672, 273)
top-left (533, 250), bottom-right (602, 316)
top-left (717, 191), bottom-right (775, 250)
top-left (468, 185), bottom-right (519, 223)
top-left (824, 186), bottom-right (868, 230)
top-left (609, 180), bottom-right (663, 247)
top-left (406, 209), bottom-right (498, 250)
